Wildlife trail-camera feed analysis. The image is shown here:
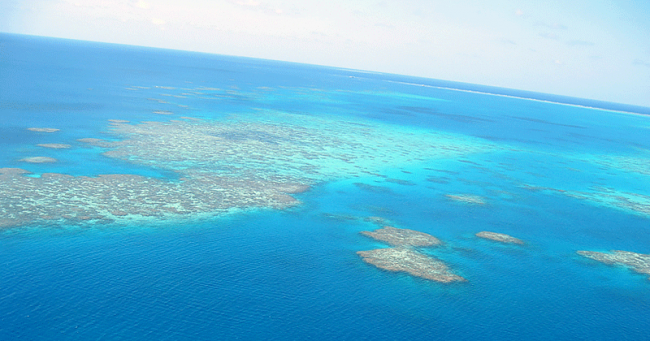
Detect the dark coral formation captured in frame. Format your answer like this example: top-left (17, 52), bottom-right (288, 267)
top-left (577, 250), bottom-right (650, 280)
top-left (358, 226), bottom-right (464, 283)
top-left (476, 231), bottom-right (524, 245)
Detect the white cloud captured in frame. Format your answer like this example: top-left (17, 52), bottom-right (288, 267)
top-left (133, 1), bottom-right (150, 9)
top-left (151, 18), bottom-right (165, 25)
top-left (232, 0), bottom-right (261, 8)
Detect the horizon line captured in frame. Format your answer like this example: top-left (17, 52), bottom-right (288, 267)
top-left (2, 31), bottom-right (649, 113)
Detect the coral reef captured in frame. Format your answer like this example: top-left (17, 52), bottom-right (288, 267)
top-left (0, 167), bottom-right (304, 229)
top-left (361, 226), bottom-right (441, 247)
top-left (27, 128), bottom-right (59, 133)
top-left (1, 113), bottom-right (492, 229)
top-left (446, 194), bottom-right (486, 205)
top-left (37, 144), bottom-right (71, 149)
top-left (476, 231), bottom-right (524, 244)
top-left (521, 184), bottom-right (650, 218)
top-left (358, 226), bottom-right (464, 283)
top-left (358, 247), bottom-right (465, 283)
top-left (19, 157), bottom-right (57, 163)
top-left (578, 250), bottom-right (650, 280)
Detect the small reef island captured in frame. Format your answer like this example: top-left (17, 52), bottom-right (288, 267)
top-left (358, 226), bottom-right (465, 283)
top-left (577, 250), bottom-right (650, 280)
top-left (476, 231), bottom-right (524, 245)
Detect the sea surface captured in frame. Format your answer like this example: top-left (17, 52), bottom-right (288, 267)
top-left (1, 33), bottom-right (650, 340)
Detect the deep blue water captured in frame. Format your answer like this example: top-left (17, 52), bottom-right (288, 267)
top-left (1, 33), bottom-right (650, 340)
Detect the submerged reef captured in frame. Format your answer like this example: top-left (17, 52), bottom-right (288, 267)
top-left (566, 187), bottom-right (650, 218)
top-left (521, 184), bottom-right (650, 218)
top-left (476, 231), bottom-right (524, 245)
top-left (358, 226), bottom-right (464, 283)
top-left (89, 112), bottom-right (490, 183)
top-left (27, 127), bottom-right (59, 133)
top-left (321, 214), bottom-right (392, 226)
top-left (577, 250), bottom-right (650, 280)
top-left (358, 247), bottom-right (465, 283)
top-left (37, 143), bottom-right (71, 149)
top-left (19, 157), bottom-right (57, 163)
top-left (0, 167), bottom-right (305, 228)
top-left (587, 153), bottom-right (650, 177)
top-left (446, 194), bottom-right (486, 205)
top-left (360, 226), bottom-right (441, 247)
top-left (1, 113), bottom-right (493, 229)
top-left (0, 167), bottom-right (304, 228)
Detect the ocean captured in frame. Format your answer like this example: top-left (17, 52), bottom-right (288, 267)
top-left (1, 33), bottom-right (649, 340)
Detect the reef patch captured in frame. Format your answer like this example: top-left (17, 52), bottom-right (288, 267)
top-left (577, 250), bottom-right (650, 280)
top-left (0, 168), bottom-right (305, 229)
top-left (358, 247), bottom-right (466, 283)
top-left (358, 226), bottom-right (464, 283)
top-left (19, 157), bottom-right (57, 163)
top-left (2, 112), bottom-right (494, 229)
top-left (521, 184), bottom-right (650, 218)
top-left (37, 143), bottom-right (71, 149)
top-left (476, 231), bottom-right (524, 244)
top-left (446, 194), bottom-right (486, 205)
top-left (27, 128), bottom-right (59, 133)
top-left (361, 226), bottom-right (441, 247)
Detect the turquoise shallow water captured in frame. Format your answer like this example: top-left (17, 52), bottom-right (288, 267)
top-left (1, 33), bottom-right (650, 340)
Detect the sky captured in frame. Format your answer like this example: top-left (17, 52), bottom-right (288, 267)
top-left (1, 0), bottom-right (649, 107)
